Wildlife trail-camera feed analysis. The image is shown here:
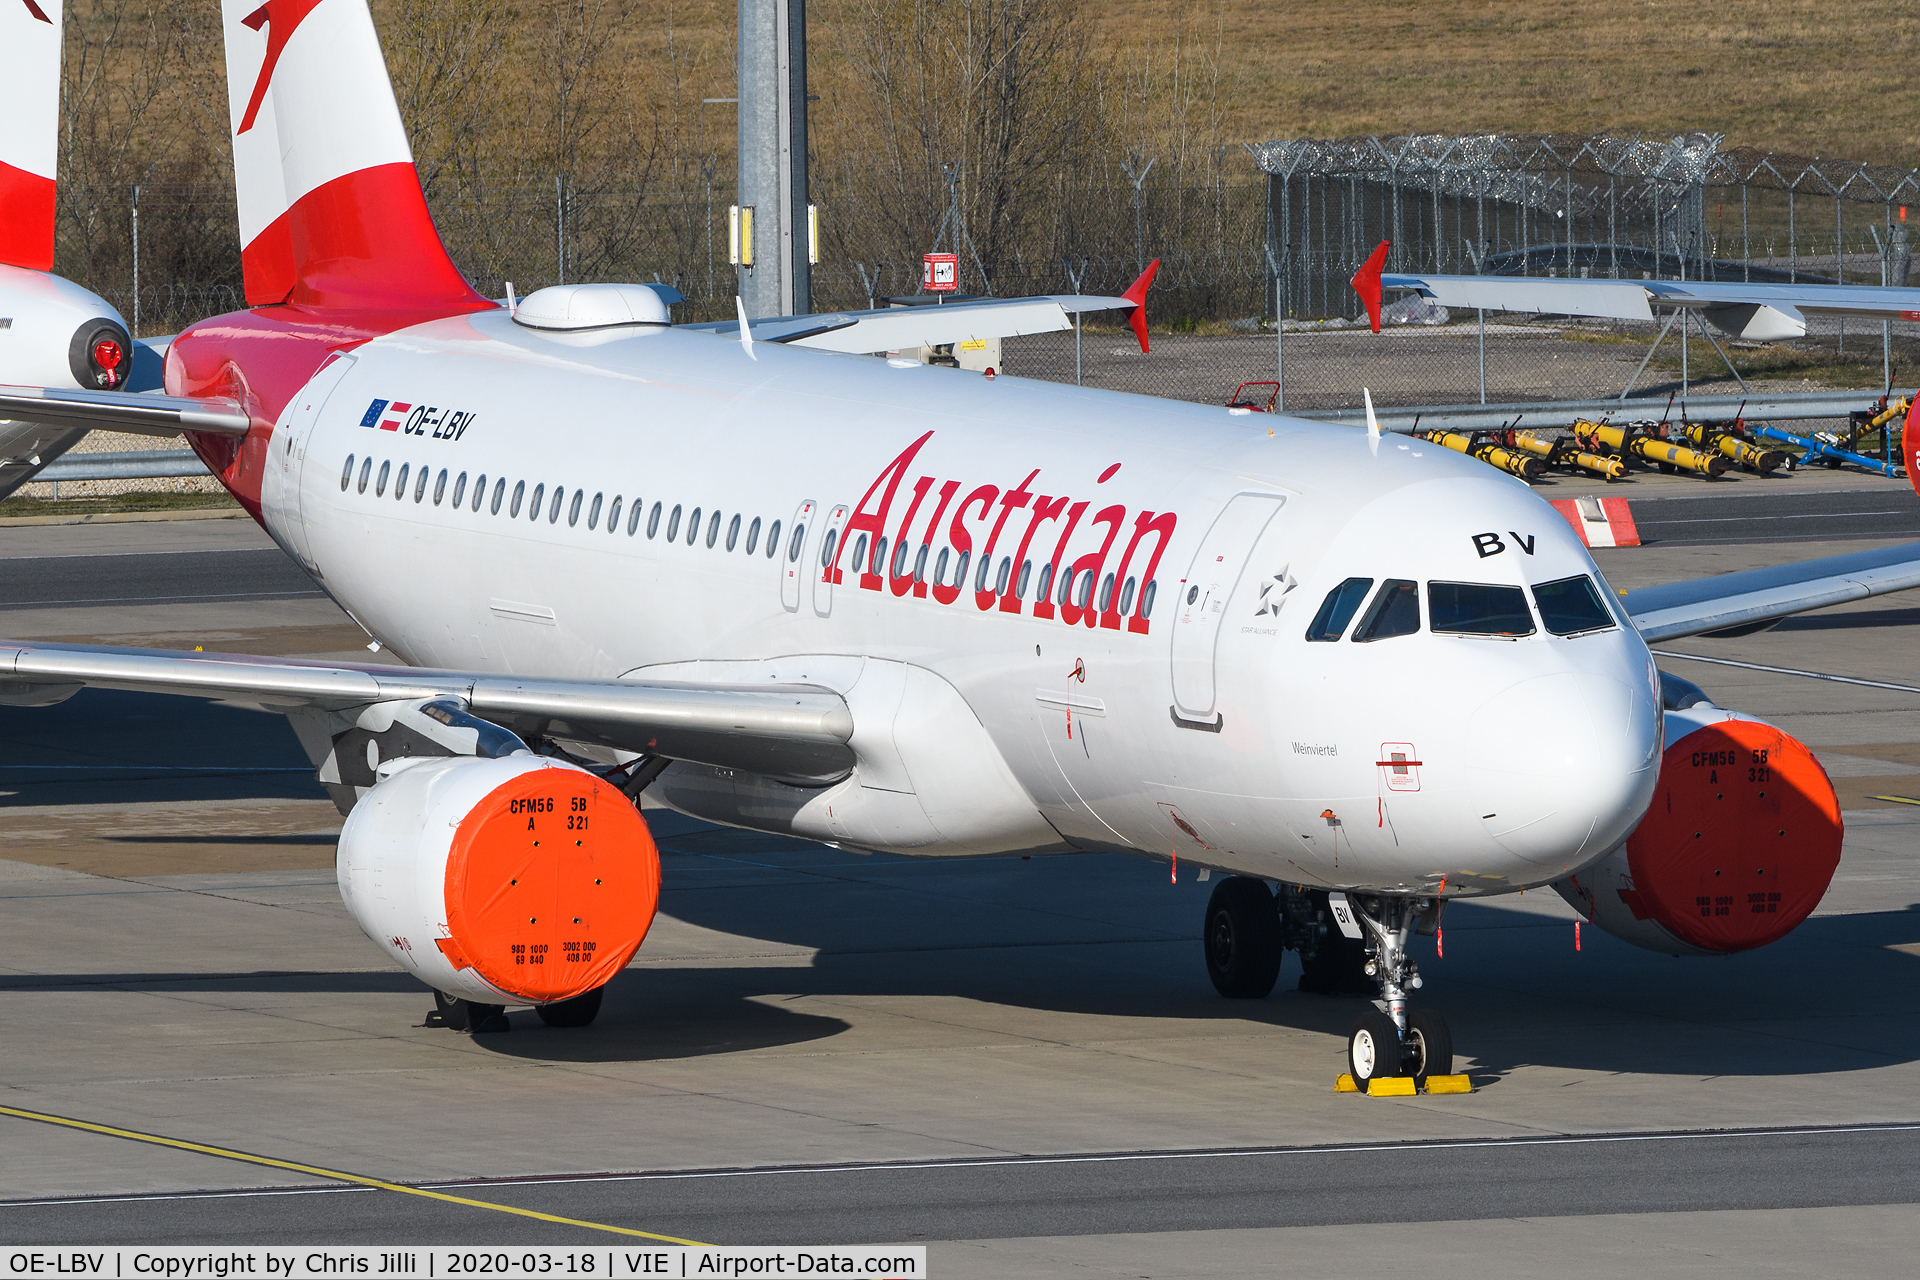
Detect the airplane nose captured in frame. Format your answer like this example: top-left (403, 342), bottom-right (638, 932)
top-left (1463, 670), bottom-right (1660, 867)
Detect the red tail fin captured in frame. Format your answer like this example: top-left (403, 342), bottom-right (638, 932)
top-left (1123, 259), bottom-right (1159, 354)
top-left (1351, 240), bottom-right (1390, 333)
top-left (222, 0), bottom-right (486, 312)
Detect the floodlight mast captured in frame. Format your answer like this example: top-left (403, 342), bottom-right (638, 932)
top-left (737, 0), bottom-right (811, 317)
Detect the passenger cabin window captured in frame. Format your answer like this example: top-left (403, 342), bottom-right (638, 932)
top-left (395, 463), bottom-right (409, 499)
top-left (1429, 582), bottom-right (1535, 637)
top-left (587, 492), bottom-right (602, 529)
top-left (375, 460), bottom-right (390, 496)
top-left (569, 490), bottom-right (584, 527)
top-left (549, 486), bottom-right (564, 523)
top-left (605, 495), bottom-right (620, 533)
top-left (491, 478), bottom-right (506, 514)
top-left (1305, 577), bottom-right (1374, 642)
top-left (452, 472), bottom-right (467, 507)
top-left (706, 510), bottom-right (721, 547)
top-left (1534, 575), bottom-right (1617, 636)
top-left (746, 516), bottom-right (760, 554)
top-left (510, 481), bottom-right (525, 517)
top-left (341, 455), bottom-right (355, 491)
top-left (766, 519), bottom-right (781, 557)
top-left (727, 514), bottom-right (741, 550)
top-left (414, 467), bottom-right (430, 503)
top-left (687, 506), bottom-right (702, 544)
top-left (667, 505), bottom-right (682, 540)
top-left (1351, 579), bottom-right (1421, 642)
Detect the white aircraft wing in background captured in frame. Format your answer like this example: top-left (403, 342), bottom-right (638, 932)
top-left (681, 266), bottom-right (1159, 354)
top-left (1351, 240), bottom-right (1920, 340)
top-left (1622, 541), bottom-right (1920, 641)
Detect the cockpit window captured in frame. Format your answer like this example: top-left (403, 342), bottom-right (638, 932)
top-left (1429, 581), bottom-right (1535, 637)
top-left (1306, 577), bottom-right (1374, 642)
top-left (1533, 575), bottom-right (1616, 636)
top-left (1351, 579), bottom-right (1421, 642)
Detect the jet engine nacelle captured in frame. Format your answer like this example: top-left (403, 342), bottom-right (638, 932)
top-left (337, 754), bottom-right (661, 1006)
top-left (0, 264), bottom-right (136, 391)
top-left (1555, 703), bottom-right (1841, 956)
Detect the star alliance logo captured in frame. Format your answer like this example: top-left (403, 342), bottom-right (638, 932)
top-left (1254, 566), bottom-right (1296, 617)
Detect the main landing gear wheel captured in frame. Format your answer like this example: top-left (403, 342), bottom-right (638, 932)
top-left (1348, 1008), bottom-right (1403, 1086)
top-left (536, 985), bottom-right (605, 1028)
top-left (433, 990), bottom-right (511, 1034)
top-left (1204, 877), bottom-right (1283, 999)
top-left (1405, 1009), bottom-right (1452, 1086)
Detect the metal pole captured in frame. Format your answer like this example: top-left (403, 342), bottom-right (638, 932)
top-left (1263, 243), bottom-right (1284, 409)
top-left (130, 184), bottom-right (140, 338)
top-left (1064, 257), bottom-right (1085, 386)
top-left (1121, 154), bottom-right (1156, 274)
top-left (1678, 233), bottom-right (1688, 397)
top-left (556, 174), bottom-right (564, 286)
top-left (736, 0), bottom-right (811, 316)
top-left (1478, 309), bottom-right (1486, 404)
top-left (1742, 182), bottom-right (1750, 282)
top-left (1874, 222), bottom-right (1892, 392)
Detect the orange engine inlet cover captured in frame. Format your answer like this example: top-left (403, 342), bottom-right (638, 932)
top-left (1624, 718), bottom-right (1841, 953)
top-left (443, 767), bottom-right (660, 1003)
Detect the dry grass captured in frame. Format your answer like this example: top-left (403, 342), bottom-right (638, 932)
top-left (599, 2), bottom-right (1920, 164)
top-left (1093, 0), bottom-right (1920, 164)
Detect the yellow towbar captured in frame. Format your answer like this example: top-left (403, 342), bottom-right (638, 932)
top-left (1421, 429), bottom-right (1545, 481)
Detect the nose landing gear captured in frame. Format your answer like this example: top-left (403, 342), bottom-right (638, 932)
top-left (1200, 880), bottom-right (1454, 1086)
top-left (1341, 894), bottom-right (1451, 1087)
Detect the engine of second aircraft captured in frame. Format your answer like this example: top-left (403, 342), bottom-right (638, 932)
top-left (336, 754), bottom-right (660, 1006)
top-left (1554, 698), bottom-right (1842, 957)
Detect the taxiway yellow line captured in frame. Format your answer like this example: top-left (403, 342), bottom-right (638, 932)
top-left (1869, 795), bottom-right (1920, 807)
top-left (0, 1103), bottom-right (709, 1244)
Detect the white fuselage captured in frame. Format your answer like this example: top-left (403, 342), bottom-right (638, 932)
top-left (257, 310), bottom-right (1662, 897)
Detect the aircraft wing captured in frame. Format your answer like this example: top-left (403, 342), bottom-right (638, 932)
top-left (0, 384), bottom-right (250, 437)
top-left (682, 293), bottom-right (1136, 353)
top-left (1372, 271), bottom-right (1920, 341)
top-left (0, 641), bottom-right (855, 784)
top-left (1624, 542), bottom-right (1920, 641)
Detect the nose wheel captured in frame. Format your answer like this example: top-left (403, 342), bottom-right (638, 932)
top-left (1340, 894), bottom-right (1453, 1087)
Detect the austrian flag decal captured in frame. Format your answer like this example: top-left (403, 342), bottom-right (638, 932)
top-left (361, 399), bottom-right (411, 431)
top-left (359, 399), bottom-right (477, 441)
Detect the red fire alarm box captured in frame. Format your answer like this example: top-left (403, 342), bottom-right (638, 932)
top-left (922, 253), bottom-right (959, 292)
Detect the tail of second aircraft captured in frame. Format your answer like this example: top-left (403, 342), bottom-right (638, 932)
top-left (0, 0), bottom-right (63, 272)
top-left (220, 0), bottom-right (487, 313)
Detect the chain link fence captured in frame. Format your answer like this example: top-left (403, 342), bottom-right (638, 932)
top-left (45, 133), bottom-right (1920, 456)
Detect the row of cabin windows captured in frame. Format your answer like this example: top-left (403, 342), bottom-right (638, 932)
top-left (341, 454), bottom-right (786, 559)
top-left (339, 453), bottom-right (1156, 619)
top-left (823, 528), bottom-right (1158, 621)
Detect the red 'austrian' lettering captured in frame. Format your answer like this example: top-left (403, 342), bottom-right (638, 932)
top-left (839, 433), bottom-right (1176, 634)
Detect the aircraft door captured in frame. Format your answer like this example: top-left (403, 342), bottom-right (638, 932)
top-left (270, 352), bottom-right (356, 573)
top-left (1168, 493), bottom-right (1286, 723)
top-left (813, 502), bottom-right (851, 617)
top-left (779, 499), bottom-right (817, 612)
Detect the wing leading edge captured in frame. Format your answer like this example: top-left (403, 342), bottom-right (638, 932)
top-left (0, 641), bottom-right (855, 784)
top-left (1623, 542), bottom-right (1920, 641)
top-left (1351, 237), bottom-right (1920, 341)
